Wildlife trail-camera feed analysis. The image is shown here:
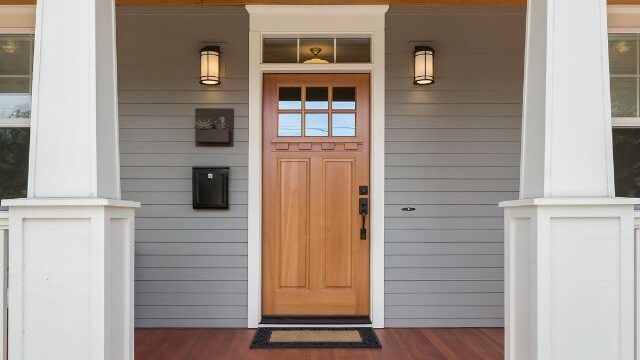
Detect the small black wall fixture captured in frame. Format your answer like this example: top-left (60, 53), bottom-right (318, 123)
top-left (200, 45), bottom-right (220, 85)
top-left (192, 167), bottom-right (229, 209)
top-left (414, 46), bottom-right (435, 85)
top-left (195, 108), bottom-right (234, 146)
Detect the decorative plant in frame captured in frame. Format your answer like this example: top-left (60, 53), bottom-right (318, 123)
top-left (195, 108), bottom-right (234, 146)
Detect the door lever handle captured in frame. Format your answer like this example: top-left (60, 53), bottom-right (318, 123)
top-left (359, 198), bottom-right (368, 240)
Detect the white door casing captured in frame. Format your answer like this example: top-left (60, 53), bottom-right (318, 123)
top-left (246, 5), bottom-right (388, 328)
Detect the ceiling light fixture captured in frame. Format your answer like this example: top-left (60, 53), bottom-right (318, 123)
top-left (303, 48), bottom-right (329, 64)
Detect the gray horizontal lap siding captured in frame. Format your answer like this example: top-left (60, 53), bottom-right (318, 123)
top-left (117, 5), bottom-right (524, 328)
top-left (384, 6), bottom-right (525, 327)
top-left (116, 7), bottom-right (249, 328)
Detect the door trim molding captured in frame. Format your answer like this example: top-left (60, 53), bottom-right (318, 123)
top-left (246, 5), bottom-right (388, 328)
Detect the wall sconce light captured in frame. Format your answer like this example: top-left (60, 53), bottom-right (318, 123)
top-left (414, 46), bottom-right (434, 85)
top-left (200, 46), bottom-right (220, 85)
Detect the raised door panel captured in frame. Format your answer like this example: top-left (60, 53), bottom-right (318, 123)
top-left (277, 159), bottom-right (310, 289)
top-left (322, 159), bottom-right (354, 288)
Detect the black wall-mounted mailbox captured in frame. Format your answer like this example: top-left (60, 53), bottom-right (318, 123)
top-left (192, 167), bottom-right (229, 209)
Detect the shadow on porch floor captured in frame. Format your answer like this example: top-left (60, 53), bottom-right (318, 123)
top-left (135, 328), bottom-right (504, 360)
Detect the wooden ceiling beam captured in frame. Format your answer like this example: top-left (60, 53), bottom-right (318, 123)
top-left (0, 0), bottom-right (639, 6)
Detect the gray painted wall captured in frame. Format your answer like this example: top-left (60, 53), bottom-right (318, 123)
top-left (117, 5), bottom-right (524, 328)
top-left (384, 6), bottom-right (525, 327)
top-left (116, 7), bottom-right (249, 327)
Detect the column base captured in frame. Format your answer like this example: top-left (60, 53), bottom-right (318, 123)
top-left (500, 197), bottom-right (637, 360)
top-left (1, 198), bottom-right (140, 360)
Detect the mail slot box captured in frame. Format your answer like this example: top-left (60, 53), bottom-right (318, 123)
top-left (192, 167), bottom-right (229, 209)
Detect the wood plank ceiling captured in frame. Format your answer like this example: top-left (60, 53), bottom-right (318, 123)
top-left (1, 0), bottom-right (640, 5)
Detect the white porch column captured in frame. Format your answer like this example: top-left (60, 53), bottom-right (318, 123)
top-left (501, 0), bottom-right (636, 359)
top-left (0, 1), bottom-right (139, 360)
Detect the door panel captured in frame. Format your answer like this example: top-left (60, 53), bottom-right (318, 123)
top-left (323, 159), bottom-right (354, 288)
top-left (277, 159), bottom-right (310, 289)
top-left (262, 73), bottom-right (370, 316)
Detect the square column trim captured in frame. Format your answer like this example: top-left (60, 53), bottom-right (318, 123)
top-left (500, 197), bottom-right (639, 208)
top-left (2, 198), bottom-right (140, 208)
top-left (502, 199), bottom-right (636, 359)
top-left (5, 200), bottom-right (138, 360)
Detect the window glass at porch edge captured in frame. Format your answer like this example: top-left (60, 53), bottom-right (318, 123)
top-left (609, 33), bottom-right (640, 198)
top-left (0, 34), bottom-right (33, 119)
top-left (609, 33), bottom-right (639, 117)
top-left (0, 128), bottom-right (29, 201)
top-left (0, 34), bottom-right (33, 204)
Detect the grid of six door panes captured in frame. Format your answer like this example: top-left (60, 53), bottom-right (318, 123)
top-left (277, 86), bottom-right (356, 137)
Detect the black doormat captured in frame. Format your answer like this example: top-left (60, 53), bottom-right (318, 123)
top-left (250, 327), bottom-right (382, 349)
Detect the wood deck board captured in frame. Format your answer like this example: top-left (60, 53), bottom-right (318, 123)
top-left (135, 328), bottom-right (504, 360)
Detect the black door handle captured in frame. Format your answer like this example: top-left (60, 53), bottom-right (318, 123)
top-left (359, 198), bottom-right (368, 240)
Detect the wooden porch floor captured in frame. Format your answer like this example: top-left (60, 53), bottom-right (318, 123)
top-left (135, 328), bottom-right (504, 360)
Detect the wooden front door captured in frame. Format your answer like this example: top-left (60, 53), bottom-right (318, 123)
top-left (262, 74), bottom-right (370, 316)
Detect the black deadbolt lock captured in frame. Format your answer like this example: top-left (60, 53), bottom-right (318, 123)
top-left (359, 186), bottom-right (369, 195)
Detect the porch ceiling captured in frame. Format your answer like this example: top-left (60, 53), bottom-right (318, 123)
top-left (1, 0), bottom-right (640, 5)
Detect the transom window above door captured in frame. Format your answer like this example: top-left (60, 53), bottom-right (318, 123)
top-left (277, 86), bottom-right (356, 137)
top-left (262, 37), bottom-right (371, 64)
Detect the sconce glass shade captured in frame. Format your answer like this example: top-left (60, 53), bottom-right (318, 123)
top-left (414, 46), bottom-right (434, 85)
top-left (200, 46), bottom-right (220, 85)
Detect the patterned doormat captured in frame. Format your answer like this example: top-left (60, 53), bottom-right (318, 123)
top-left (250, 327), bottom-right (381, 349)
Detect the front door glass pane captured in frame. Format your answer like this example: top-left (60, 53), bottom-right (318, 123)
top-left (332, 113), bottom-right (356, 137)
top-left (332, 87), bottom-right (356, 110)
top-left (305, 113), bottom-right (329, 136)
top-left (305, 87), bottom-right (329, 110)
top-left (279, 87), bottom-right (302, 110)
top-left (278, 113), bottom-right (302, 136)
